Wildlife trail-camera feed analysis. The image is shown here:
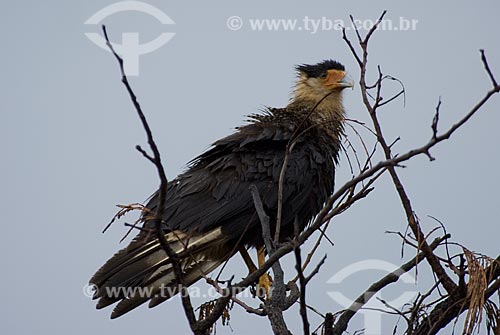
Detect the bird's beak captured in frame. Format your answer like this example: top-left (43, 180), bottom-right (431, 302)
top-left (325, 70), bottom-right (354, 89)
top-left (337, 73), bottom-right (354, 89)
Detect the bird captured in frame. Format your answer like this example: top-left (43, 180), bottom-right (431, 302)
top-left (90, 59), bottom-right (353, 319)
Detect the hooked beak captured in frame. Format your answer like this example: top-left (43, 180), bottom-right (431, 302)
top-left (337, 73), bottom-right (354, 89)
top-left (324, 69), bottom-right (354, 89)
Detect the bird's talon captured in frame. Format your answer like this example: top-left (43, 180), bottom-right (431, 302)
top-left (256, 273), bottom-right (273, 298)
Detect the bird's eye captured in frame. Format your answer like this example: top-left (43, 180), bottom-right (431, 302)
top-left (319, 72), bottom-right (328, 79)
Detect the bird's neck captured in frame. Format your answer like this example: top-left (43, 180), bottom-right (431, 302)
top-left (287, 94), bottom-right (345, 138)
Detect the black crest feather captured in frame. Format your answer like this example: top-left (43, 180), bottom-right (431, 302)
top-left (296, 60), bottom-right (345, 78)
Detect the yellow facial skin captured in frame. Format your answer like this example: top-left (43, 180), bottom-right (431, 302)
top-left (322, 70), bottom-right (354, 89)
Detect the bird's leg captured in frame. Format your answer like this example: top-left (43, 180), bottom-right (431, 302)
top-left (239, 246), bottom-right (257, 274)
top-left (256, 245), bottom-right (273, 298)
top-left (239, 246), bottom-right (273, 298)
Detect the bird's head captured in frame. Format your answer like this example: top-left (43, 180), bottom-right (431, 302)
top-left (292, 60), bottom-right (353, 113)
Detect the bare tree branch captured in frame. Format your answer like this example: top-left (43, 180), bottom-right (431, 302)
top-left (480, 49), bottom-right (498, 87)
top-left (250, 185), bottom-right (292, 335)
top-left (332, 235), bottom-right (450, 335)
top-left (414, 256), bottom-right (500, 335)
top-left (102, 25), bottom-right (199, 333)
top-left (294, 244), bottom-right (310, 335)
top-left (344, 14), bottom-right (457, 295)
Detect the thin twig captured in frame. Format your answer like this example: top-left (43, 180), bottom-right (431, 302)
top-left (102, 25), bottom-right (199, 332)
top-left (480, 49), bottom-right (498, 87)
top-left (304, 254), bottom-right (327, 285)
top-left (274, 90), bottom-right (337, 245)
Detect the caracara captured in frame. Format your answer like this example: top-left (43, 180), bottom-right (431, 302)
top-left (90, 59), bottom-right (353, 318)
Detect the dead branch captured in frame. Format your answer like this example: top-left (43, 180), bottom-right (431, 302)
top-left (342, 12), bottom-right (500, 299)
top-left (413, 256), bottom-right (500, 335)
top-left (102, 25), bottom-right (200, 334)
top-left (331, 235), bottom-right (449, 335)
top-left (294, 243), bottom-right (310, 335)
top-left (250, 184), bottom-right (292, 335)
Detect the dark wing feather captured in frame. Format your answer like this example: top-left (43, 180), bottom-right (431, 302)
top-left (90, 110), bottom-right (338, 317)
top-left (131, 117), bottom-right (335, 248)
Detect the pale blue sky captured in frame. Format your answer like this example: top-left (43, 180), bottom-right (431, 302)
top-left (1, 1), bottom-right (499, 334)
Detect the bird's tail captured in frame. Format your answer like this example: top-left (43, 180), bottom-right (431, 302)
top-left (89, 227), bottom-right (231, 319)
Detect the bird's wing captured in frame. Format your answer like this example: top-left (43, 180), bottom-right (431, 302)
top-left (135, 119), bottom-right (332, 241)
top-left (144, 122), bottom-right (292, 233)
top-left (90, 118), bottom-right (335, 317)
